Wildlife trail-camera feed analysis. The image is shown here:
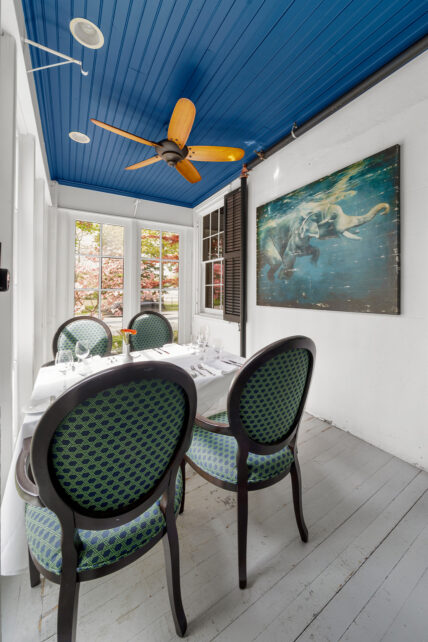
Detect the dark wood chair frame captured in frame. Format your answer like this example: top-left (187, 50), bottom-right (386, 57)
top-left (128, 310), bottom-right (173, 350)
top-left (183, 335), bottom-right (316, 589)
top-left (52, 316), bottom-right (113, 358)
top-left (15, 361), bottom-right (196, 642)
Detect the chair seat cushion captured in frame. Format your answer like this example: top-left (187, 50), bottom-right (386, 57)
top-left (186, 412), bottom-right (294, 485)
top-left (25, 469), bottom-right (183, 575)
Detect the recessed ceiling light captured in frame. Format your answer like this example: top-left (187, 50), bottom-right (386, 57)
top-left (69, 131), bottom-right (91, 144)
top-left (69, 18), bottom-right (104, 49)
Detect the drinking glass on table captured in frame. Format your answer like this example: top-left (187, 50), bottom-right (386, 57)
top-left (55, 350), bottom-right (73, 388)
top-left (213, 337), bottom-right (223, 362)
top-left (75, 340), bottom-right (90, 370)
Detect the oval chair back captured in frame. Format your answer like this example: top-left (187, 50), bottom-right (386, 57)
top-left (52, 316), bottom-right (112, 358)
top-left (31, 362), bottom-right (195, 525)
top-left (128, 311), bottom-right (173, 351)
top-left (227, 336), bottom-right (316, 458)
top-left (28, 362), bottom-right (196, 639)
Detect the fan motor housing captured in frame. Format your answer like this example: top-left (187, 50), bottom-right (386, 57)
top-left (156, 139), bottom-right (188, 166)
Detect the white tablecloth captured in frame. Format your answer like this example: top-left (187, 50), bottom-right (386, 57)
top-left (1, 344), bottom-right (244, 576)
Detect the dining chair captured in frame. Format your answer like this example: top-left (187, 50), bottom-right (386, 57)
top-left (183, 335), bottom-right (315, 589)
top-left (15, 361), bottom-right (196, 641)
top-left (128, 310), bottom-right (173, 351)
top-left (52, 316), bottom-right (112, 358)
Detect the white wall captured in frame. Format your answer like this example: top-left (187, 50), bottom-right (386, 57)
top-left (193, 51), bottom-right (428, 471)
top-left (57, 184), bottom-right (193, 227)
top-left (245, 52), bottom-right (428, 471)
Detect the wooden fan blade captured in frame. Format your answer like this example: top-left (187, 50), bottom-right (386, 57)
top-left (167, 98), bottom-right (196, 149)
top-left (125, 156), bottom-right (161, 170)
top-left (175, 159), bottom-right (201, 183)
top-left (187, 145), bottom-right (245, 162)
top-left (90, 119), bottom-right (155, 147)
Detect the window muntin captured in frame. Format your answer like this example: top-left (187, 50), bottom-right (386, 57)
top-left (140, 229), bottom-right (179, 340)
top-left (202, 207), bottom-right (224, 310)
top-left (74, 221), bottom-right (124, 352)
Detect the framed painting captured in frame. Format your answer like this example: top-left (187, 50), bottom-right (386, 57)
top-left (256, 145), bottom-right (400, 314)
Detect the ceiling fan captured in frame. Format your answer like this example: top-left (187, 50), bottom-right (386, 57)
top-left (90, 98), bottom-right (244, 184)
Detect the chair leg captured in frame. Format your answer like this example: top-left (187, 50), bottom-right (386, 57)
top-left (28, 549), bottom-right (41, 588)
top-left (179, 459), bottom-right (186, 515)
top-left (237, 484), bottom-right (248, 589)
top-left (57, 575), bottom-right (80, 642)
top-left (162, 518), bottom-right (187, 637)
top-left (290, 455), bottom-right (308, 542)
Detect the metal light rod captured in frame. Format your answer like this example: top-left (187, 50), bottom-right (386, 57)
top-left (23, 38), bottom-right (88, 76)
top-left (247, 34), bottom-right (428, 170)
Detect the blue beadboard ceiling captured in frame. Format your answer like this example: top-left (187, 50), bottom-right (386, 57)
top-left (21, 0), bottom-right (428, 208)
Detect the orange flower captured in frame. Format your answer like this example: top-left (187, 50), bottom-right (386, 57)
top-left (120, 328), bottom-right (137, 344)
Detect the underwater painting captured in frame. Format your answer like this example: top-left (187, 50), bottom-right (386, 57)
top-left (256, 145), bottom-right (400, 314)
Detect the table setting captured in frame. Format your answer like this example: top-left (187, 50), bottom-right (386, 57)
top-left (1, 338), bottom-right (245, 576)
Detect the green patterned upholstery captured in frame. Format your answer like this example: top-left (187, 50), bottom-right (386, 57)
top-left (239, 349), bottom-right (309, 444)
top-left (25, 469), bottom-right (183, 575)
top-left (129, 313), bottom-right (172, 350)
top-left (51, 378), bottom-right (186, 512)
top-left (56, 319), bottom-right (109, 357)
top-left (186, 412), bottom-right (294, 485)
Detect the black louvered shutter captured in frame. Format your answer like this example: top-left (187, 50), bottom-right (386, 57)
top-left (223, 187), bottom-right (243, 323)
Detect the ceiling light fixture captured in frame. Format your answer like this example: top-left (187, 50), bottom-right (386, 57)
top-left (70, 18), bottom-right (104, 49)
top-left (69, 131), bottom-right (91, 144)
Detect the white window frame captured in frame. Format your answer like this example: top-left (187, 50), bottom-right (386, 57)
top-left (63, 208), bottom-right (192, 345)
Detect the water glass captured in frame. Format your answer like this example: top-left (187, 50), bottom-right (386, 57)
top-left (55, 350), bottom-right (73, 387)
top-left (75, 340), bottom-right (90, 366)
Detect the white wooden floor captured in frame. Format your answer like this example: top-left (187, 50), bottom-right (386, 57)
top-left (2, 413), bottom-right (428, 642)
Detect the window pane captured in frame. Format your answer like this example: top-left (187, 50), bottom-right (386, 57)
top-left (203, 238), bottom-right (210, 261)
top-left (101, 290), bottom-right (123, 320)
top-left (219, 207), bottom-right (224, 232)
top-left (75, 256), bottom-right (99, 290)
top-left (141, 289), bottom-right (160, 312)
top-left (162, 232), bottom-right (179, 260)
top-left (102, 258), bottom-right (124, 289)
top-left (213, 285), bottom-right (222, 309)
top-left (213, 261), bottom-right (222, 284)
top-left (102, 224), bottom-right (124, 257)
top-left (205, 262), bottom-right (212, 285)
top-left (210, 236), bottom-right (218, 259)
top-left (218, 232), bottom-right (224, 257)
top-left (163, 262), bottom-right (179, 289)
top-left (141, 229), bottom-right (160, 258)
top-left (141, 260), bottom-right (160, 288)
top-left (75, 221), bottom-right (100, 255)
top-left (205, 286), bottom-right (213, 309)
top-left (162, 289), bottom-right (178, 341)
top-left (203, 214), bottom-right (210, 238)
top-left (74, 290), bottom-right (99, 316)
top-left (211, 210), bottom-right (219, 234)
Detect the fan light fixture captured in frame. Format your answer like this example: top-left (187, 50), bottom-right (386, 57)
top-left (70, 18), bottom-right (104, 49)
top-left (69, 131), bottom-right (90, 144)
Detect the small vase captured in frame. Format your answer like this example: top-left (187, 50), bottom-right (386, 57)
top-left (122, 341), bottom-right (133, 363)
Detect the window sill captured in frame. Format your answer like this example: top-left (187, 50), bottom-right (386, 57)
top-left (194, 312), bottom-right (235, 324)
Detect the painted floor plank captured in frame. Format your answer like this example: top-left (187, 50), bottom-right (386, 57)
top-left (2, 415), bottom-right (427, 642)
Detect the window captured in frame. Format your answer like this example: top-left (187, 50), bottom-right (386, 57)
top-left (202, 207), bottom-right (224, 310)
top-left (74, 220), bottom-right (124, 352)
top-left (140, 229), bottom-right (179, 340)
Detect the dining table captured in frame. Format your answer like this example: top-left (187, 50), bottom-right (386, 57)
top-left (1, 343), bottom-right (245, 576)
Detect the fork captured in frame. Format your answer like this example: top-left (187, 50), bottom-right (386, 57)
top-left (191, 364), bottom-right (206, 377)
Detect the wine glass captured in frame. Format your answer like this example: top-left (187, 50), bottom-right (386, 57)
top-left (75, 340), bottom-right (90, 370)
top-left (213, 337), bottom-right (223, 362)
top-left (55, 350), bottom-right (73, 388)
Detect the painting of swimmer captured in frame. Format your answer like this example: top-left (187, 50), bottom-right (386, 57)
top-left (256, 145), bottom-right (400, 314)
